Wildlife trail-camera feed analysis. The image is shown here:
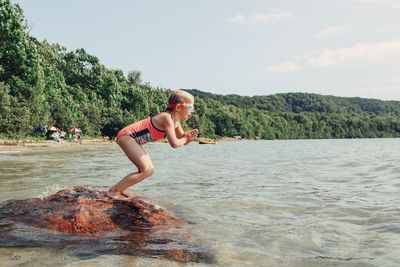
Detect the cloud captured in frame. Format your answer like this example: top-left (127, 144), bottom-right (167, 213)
top-left (227, 12), bottom-right (293, 25)
top-left (228, 13), bottom-right (246, 24)
top-left (345, 0), bottom-right (400, 8)
top-left (264, 39), bottom-right (400, 72)
top-left (313, 26), bottom-right (349, 38)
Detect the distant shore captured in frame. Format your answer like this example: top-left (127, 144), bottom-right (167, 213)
top-left (0, 136), bottom-right (249, 149)
top-left (0, 138), bottom-right (115, 148)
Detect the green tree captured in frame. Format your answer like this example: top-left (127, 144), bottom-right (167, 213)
top-left (127, 70), bottom-right (142, 86)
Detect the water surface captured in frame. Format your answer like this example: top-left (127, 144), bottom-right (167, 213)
top-left (0, 139), bottom-right (399, 266)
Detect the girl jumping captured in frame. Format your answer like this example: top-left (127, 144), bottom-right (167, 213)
top-left (107, 90), bottom-right (198, 200)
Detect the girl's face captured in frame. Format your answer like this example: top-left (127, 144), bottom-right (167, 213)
top-left (177, 102), bottom-right (195, 121)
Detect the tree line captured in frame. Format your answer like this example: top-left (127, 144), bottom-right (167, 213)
top-left (1, 0), bottom-right (400, 140)
top-left (185, 89), bottom-right (400, 116)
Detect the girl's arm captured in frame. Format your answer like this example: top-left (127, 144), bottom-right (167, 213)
top-left (159, 114), bottom-right (188, 148)
top-left (175, 121), bottom-right (185, 138)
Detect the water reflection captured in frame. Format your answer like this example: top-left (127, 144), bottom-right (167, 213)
top-left (1, 139), bottom-right (400, 266)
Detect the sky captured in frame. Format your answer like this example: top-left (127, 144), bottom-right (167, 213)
top-left (12, 0), bottom-right (400, 100)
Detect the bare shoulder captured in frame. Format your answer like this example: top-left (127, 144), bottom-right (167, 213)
top-left (152, 112), bottom-right (173, 130)
top-left (153, 112), bottom-right (172, 122)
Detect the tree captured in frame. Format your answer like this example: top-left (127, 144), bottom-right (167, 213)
top-left (127, 70), bottom-right (142, 86)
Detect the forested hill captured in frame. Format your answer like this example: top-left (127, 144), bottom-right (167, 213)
top-left (1, 0), bottom-right (400, 140)
top-left (186, 89), bottom-right (400, 116)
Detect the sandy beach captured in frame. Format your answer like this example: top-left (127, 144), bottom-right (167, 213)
top-left (0, 138), bottom-right (116, 148)
top-left (0, 136), bottom-right (248, 149)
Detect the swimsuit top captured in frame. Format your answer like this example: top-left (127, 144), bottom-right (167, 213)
top-left (116, 116), bottom-right (166, 145)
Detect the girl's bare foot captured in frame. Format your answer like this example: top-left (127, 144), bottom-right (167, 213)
top-left (121, 191), bottom-right (137, 198)
top-left (105, 190), bottom-right (129, 201)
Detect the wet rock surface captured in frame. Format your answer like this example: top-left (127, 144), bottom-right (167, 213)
top-left (0, 186), bottom-right (213, 263)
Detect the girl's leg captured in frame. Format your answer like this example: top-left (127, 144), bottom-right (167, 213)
top-left (107, 135), bottom-right (154, 200)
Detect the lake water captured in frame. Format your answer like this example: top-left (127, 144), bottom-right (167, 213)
top-left (0, 139), bottom-right (399, 266)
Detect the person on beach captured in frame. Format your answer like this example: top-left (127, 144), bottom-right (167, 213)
top-left (107, 90), bottom-right (198, 200)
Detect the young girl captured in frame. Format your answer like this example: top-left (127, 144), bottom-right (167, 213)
top-left (107, 90), bottom-right (198, 200)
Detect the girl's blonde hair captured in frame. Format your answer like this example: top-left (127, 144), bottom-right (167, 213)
top-left (165, 90), bottom-right (194, 111)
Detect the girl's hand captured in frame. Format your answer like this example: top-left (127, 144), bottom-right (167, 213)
top-left (185, 129), bottom-right (198, 139)
top-left (184, 129), bottom-right (198, 144)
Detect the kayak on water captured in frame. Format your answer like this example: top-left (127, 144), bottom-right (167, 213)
top-left (199, 140), bottom-right (217, 144)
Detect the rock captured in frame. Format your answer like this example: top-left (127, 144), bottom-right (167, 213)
top-left (0, 185), bottom-right (213, 263)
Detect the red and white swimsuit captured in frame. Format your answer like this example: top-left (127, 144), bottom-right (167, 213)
top-left (116, 116), bottom-right (166, 145)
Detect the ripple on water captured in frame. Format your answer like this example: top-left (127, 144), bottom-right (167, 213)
top-left (1, 139), bottom-right (400, 266)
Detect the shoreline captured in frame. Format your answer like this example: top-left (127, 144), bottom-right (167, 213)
top-left (0, 138), bottom-right (115, 148)
top-left (0, 137), bottom-right (250, 149)
top-left (3, 136), bottom-right (395, 149)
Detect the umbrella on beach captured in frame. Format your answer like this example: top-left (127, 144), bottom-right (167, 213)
top-left (48, 126), bottom-right (61, 132)
top-left (70, 128), bottom-right (81, 132)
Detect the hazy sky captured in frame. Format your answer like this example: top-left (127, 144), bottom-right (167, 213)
top-left (12, 0), bottom-right (400, 100)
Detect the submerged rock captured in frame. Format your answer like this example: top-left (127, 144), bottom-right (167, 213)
top-left (0, 186), bottom-right (212, 263)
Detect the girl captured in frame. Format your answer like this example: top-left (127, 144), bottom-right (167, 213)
top-left (107, 90), bottom-right (198, 200)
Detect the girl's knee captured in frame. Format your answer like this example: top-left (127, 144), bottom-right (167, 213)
top-left (141, 167), bottom-right (154, 178)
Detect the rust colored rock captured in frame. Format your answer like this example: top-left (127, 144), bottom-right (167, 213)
top-left (0, 186), bottom-right (213, 263)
